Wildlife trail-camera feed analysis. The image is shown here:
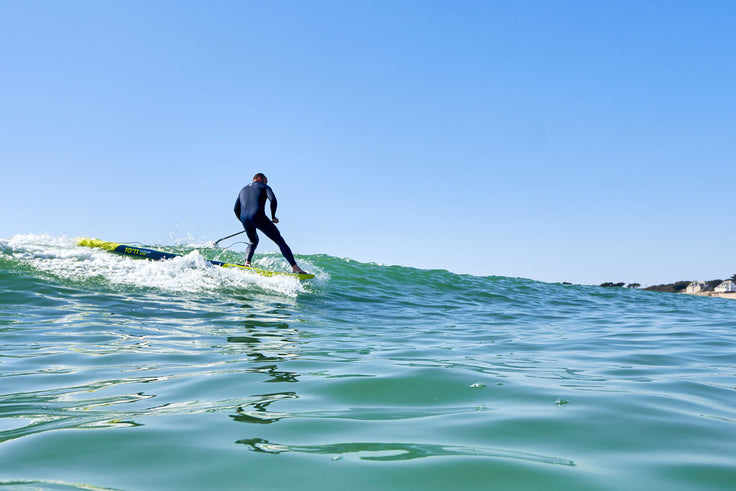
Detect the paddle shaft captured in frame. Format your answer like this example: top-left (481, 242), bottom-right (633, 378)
top-left (214, 230), bottom-right (245, 245)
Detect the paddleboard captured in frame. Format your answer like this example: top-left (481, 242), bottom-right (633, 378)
top-left (77, 238), bottom-right (315, 280)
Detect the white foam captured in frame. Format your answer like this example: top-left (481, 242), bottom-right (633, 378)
top-left (1, 234), bottom-right (318, 297)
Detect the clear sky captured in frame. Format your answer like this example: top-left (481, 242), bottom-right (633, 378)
top-left (1, 0), bottom-right (734, 286)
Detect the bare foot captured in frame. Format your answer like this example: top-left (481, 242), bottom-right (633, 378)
top-left (245, 261), bottom-right (251, 267)
top-left (292, 264), bottom-right (308, 274)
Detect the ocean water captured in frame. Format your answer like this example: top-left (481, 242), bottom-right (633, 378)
top-left (1, 234), bottom-right (735, 491)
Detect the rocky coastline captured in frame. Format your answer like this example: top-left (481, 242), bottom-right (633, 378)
top-left (598, 279), bottom-right (736, 299)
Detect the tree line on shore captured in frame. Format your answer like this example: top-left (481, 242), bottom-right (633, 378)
top-left (599, 282), bottom-right (641, 289)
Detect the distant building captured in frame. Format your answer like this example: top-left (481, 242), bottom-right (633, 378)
top-left (714, 280), bottom-right (736, 293)
top-left (685, 281), bottom-right (708, 293)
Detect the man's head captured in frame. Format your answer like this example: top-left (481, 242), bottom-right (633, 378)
top-left (253, 173), bottom-right (268, 184)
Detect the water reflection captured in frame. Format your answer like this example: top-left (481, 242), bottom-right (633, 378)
top-left (234, 437), bottom-right (575, 465)
top-left (0, 296), bottom-right (307, 444)
top-left (222, 315), bottom-right (300, 363)
top-left (230, 392), bottom-right (298, 424)
top-left (225, 305), bottom-right (303, 429)
top-left (246, 365), bottom-right (299, 383)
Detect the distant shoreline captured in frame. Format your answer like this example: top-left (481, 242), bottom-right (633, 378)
top-left (641, 279), bottom-right (736, 299)
top-left (683, 291), bottom-right (736, 299)
top-left (597, 279), bottom-right (736, 299)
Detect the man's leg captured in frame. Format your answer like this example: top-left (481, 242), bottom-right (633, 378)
top-left (256, 219), bottom-right (307, 273)
top-left (242, 221), bottom-right (259, 266)
top-left (257, 220), bottom-right (297, 266)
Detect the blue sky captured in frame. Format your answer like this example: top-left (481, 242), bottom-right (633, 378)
top-left (1, 1), bottom-right (735, 286)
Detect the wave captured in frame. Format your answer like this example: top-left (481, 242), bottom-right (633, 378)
top-left (1, 233), bottom-right (731, 320)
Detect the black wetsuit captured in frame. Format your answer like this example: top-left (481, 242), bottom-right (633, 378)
top-left (234, 181), bottom-right (297, 266)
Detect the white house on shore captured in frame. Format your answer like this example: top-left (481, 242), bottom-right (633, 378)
top-left (714, 280), bottom-right (736, 293)
top-left (685, 281), bottom-right (708, 293)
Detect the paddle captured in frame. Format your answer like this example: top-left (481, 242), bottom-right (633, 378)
top-left (214, 231), bottom-right (245, 246)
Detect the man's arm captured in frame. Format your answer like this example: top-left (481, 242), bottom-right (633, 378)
top-left (266, 186), bottom-right (278, 221)
top-left (234, 195), bottom-right (241, 219)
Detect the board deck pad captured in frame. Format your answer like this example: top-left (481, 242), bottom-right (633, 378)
top-left (77, 238), bottom-right (315, 280)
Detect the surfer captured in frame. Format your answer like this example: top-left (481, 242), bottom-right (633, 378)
top-left (234, 173), bottom-right (308, 274)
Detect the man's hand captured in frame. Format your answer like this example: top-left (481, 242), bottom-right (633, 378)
top-left (272, 217), bottom-right (279, 224)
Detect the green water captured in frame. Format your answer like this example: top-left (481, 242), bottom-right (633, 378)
top-left (1, 235), bottom-right (735, 490)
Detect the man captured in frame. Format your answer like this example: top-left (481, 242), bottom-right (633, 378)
top-left (234, 173), bottom-right (308, 274)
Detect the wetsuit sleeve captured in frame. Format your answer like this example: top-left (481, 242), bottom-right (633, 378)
top-left (266, 185), bottom-right (277, 217)
top-left (234, 195), bottom-right (241, 219)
